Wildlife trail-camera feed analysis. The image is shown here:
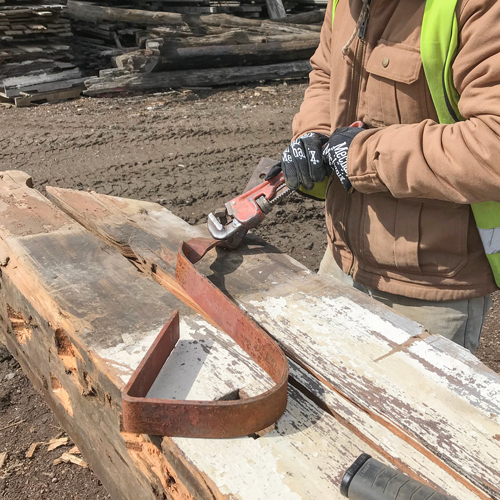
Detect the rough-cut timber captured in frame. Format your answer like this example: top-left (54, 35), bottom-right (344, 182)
top-left (84, 60), bottom-right (312, 95)
top-left (67, 0), bottom-right (320, 29)
top-left (46, 184), bottom-right (500, 500)
top-left (0, 170), bottom-right (498, 500)
top-left (0, 170), bottom-right (440, 500)
top-left (116, 40), bottom-right (319, 73)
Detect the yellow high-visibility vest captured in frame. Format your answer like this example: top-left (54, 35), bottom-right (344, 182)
top-left (318, 0), bottom-right (500, 286)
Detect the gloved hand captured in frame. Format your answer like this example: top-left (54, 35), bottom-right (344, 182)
top-left (322, 125), bottom-right (365, 193)
top-left (265, 132), bottom-right (329, 191)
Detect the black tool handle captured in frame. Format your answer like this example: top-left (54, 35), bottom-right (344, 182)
top-left (341, 454), bottom-right (454, 500)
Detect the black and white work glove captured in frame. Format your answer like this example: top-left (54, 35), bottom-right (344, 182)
top-left (265, 132), bottom-right (329, 191)
top-left (322, 126), bottom-right (365, 193)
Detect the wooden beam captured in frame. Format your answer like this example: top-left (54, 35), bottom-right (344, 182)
top-left (275, 10), bottom-right (326, 24)
top-left (0, 172), bottom-right (215, 500)
top-left (67, 1), bottom-right (320, 31)
top-left (2, 171), bottom-right (470, 500)
top-left (84, 60), bottom-right (311, 95)
top-left (1, 68), bottom-right (82, 97)
top-left (46, 185), bottom-right (500, 500)
top-left (67, 0), bottom-right (184, 26)
top-left (14, 87), bottom-right (82, 107)
top-left (117, 41), bottom-right (319, 73)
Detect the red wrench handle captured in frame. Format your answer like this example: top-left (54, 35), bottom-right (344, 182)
top-left (227, 171), bottom-right (285, 226)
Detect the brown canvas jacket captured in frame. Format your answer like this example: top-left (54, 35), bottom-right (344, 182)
top-left (293, 0), bottom-right (500, 300)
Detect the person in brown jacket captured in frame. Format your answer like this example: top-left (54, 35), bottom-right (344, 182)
top-left (267, 0), bottom-right (500, 353)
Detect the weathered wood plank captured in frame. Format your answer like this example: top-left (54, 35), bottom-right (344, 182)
top-left (275, 10), bottom-right (325, 24)
top-left (117, 41), bottom-right (319, 73)
top-left (1, 68), bottom-right (82, 97)
top-left (46, 185), bottom-right (500, 499)
top-left (0, 172), bottom-right (217, 500)
top-left (83, 61), bottom-right (311, 95)
top-left (67, 0), bottom-right (320, 31)
top-left (0, 171), bottom-right (421, 500)
top-left (14, 87), bottom-right (82, 107)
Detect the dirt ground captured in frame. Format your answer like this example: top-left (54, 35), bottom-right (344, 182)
top-left (0, 82), bottom-right (499, 499)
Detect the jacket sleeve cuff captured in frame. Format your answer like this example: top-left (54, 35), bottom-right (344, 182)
top-left (347, 129), bottom-right (388, 194)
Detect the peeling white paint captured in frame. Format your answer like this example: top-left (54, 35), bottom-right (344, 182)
top-left (175, 387), bottom-right (373, 500)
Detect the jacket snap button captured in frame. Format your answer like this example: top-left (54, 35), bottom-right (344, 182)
top-left (382, 58), bottom-right (390, 68)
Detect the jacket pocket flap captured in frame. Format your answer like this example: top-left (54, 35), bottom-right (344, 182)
top-left (366, 41), bottom-right (422, 84)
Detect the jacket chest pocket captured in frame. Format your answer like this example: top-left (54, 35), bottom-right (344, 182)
top-left (364, 41), bottom-right (432, 126)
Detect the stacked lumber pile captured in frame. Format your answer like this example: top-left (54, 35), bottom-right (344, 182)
top-left (68, 1), bottom-right (322, 95)
top-left (0, 1), bottom-right (85, 106)
top-left (0, 0), bottom-right (324, 104)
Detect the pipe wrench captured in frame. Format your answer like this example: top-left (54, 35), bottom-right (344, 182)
top-left (207, 160), bottom-right (291, 249)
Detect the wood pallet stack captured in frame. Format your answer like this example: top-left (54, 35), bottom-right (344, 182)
top-left (66, 0), bottom-right (323, 95)
top-left (0, 1), bottom-right (85, 106)
top-left (69, 18), bottom-right (140, 73)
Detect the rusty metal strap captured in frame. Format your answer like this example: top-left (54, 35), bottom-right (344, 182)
top-left (122, 237), bottom-right (289, 438)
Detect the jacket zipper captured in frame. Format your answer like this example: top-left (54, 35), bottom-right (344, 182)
top-left (344, 1), bottom-right (372, 277)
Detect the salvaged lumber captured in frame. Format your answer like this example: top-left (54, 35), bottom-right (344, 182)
top-left (116, 40), bottom-right (319, 72)
top-left (67, 1), bottom-right (184, 26)
top-left (0, 2), bottom-right (79, 105)
top-left (0, 1), bottom-right (322, 104)
top-left (1, 170), bottom-right (498, 499)
top-left (67, 0), bottom-right (321, 89)
top-left (275, 9), bottom-right (325, 24)
top-left (0, 68), bottom-right (83, 98)
top-left (13, 86), bottom-right (83, 107)
top-left (67, 0), bottom-right (321, 28)
top-left (84, 60), bottom-right (311, 94)
top-left (46, 183), bottom-right (500, 500)
top-left (0, 171), bottom-right (379, 500)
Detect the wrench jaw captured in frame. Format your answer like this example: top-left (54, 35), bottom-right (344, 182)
top-left (207, 212), bottom-right (248, 249)
top-left (207, 167), bottom-right (289, 249)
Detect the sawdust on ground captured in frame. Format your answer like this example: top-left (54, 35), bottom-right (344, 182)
top-left (0, 82), bottom-right (499, 499)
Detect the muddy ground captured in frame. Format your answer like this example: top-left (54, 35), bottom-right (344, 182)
top-left (0, 82), bottom-right (499, 499)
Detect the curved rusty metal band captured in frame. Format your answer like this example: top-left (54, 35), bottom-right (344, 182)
top-left (122, 237), bottom-right (289, 438)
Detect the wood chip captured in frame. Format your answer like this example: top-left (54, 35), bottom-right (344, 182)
top-left (26, 442), bottom-right (42, 458)
top-left (0, 452), bottom-right (7, 469)
top-left (53, 452), bottom-right (87, 468)
top-left (68, 446), bottom-right (80, 455)
top-left (47, 437), bottom-right (68, 451)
